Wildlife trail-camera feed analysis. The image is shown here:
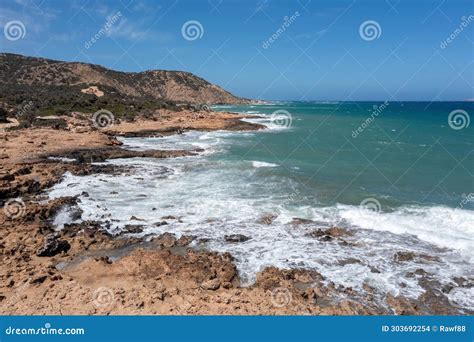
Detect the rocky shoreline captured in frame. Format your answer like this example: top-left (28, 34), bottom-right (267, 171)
top-left (0, 109), bottom-right (470, 315)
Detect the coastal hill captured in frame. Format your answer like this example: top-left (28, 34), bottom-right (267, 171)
top-left (0, 53), bottom-right (248, 120)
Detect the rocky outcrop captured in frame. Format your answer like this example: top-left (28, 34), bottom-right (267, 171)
top-left (36, 234), bottom-right (71, 257)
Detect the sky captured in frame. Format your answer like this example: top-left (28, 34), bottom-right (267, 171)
top-left (0, 0), bottom-right (473, 101)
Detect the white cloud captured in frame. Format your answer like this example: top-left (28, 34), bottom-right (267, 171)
top-left (106, 15), bottom-right (174, 43)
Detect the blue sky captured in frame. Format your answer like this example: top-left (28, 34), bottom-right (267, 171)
top-left (0, 0), bottom-right (473, 101)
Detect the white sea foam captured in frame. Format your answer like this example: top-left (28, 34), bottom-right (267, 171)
top-left (337, 204), bottom-right (474, 262)
top-left (447, 287), bottom-right (474, 311)
top-left (46, 126), bottom-right (473, 310)
top-left (251, 161), bottom-right (279, 168)
top-left (47, 156), bottom-right (77, 163)
top-left (241, 116), bottom-right (290, 131)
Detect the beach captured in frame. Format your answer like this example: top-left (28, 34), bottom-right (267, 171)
top-left (1, 104), bottom-right (472, 315)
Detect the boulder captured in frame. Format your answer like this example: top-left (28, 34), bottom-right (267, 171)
top-left (36, 234), bottom-right (71, 257)
top-left (201, 278), bottom-right (220, 290)
top-left (0, 107), bottom-right (8, 123)
top-left (225, 234), bottom-right (251, 243)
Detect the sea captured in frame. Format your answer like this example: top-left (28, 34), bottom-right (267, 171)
top-left (48, 101), bottom-right (474, 310)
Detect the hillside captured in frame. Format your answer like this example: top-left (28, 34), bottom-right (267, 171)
top-left (0, 53), bottom-right (249, 120)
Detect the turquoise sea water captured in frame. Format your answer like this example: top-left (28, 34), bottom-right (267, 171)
top-left (214, 101), bottom-right (473, 210)
top-left (49, 101), bottom-right (474, 310)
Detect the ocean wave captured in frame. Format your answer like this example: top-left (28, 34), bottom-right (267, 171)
top-left (241, 117), bottom-right (291, 131)
top-left (45, 109), bottom-right (473, 310)
top-left (48, 161), bottom-right (474, 308)
top-left (337, 204), bottom-right (474, 262)
top-left (251, 161), bottom-right (279, 168)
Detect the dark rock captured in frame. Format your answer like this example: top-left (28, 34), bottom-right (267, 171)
top-left (394, 251), bottom-right (416, 262)
top-left (94, 256), bottom-right (113, 264)
top-left (395, 252), bottom-right (440, 263)
top-left (291, 218), bottom-right (315, 225)
top-left (338, 258), bottom-right (361, 266)
top-left (306, 227), bottom-right (353, 243)
top-left (0, 173), bottom-right (15, 181)
top-left (201, 278), bottom-right (220, 290)
top-left (0, 107), bottom-right (8, 123)
top-left (152, 232), bottom-right (177, 248)
top-left (224, 234), bottom-right (251, 243)
top-left (123, 224), bottom-right (144, 234)
top-left (176, 235), bottom-right (195, 247)
top-left (258, 214), bottom-right (277, 225)
top-left (161, 215), bottom-right (177, 220)
top-left (154, 221), bottom-right (168, 227)
top-left (308, 227), bottom-right (352, 238)
top-left (30, 275), bottom-right (48, 284)
top-left (130, 215), bottom-right (145, 221)
top-left (69, 206), bottom-right (83, 221)
top-left (369, 266), bottom-right (381, 274)
top-left (36, 234), bottom-right (71, 257)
